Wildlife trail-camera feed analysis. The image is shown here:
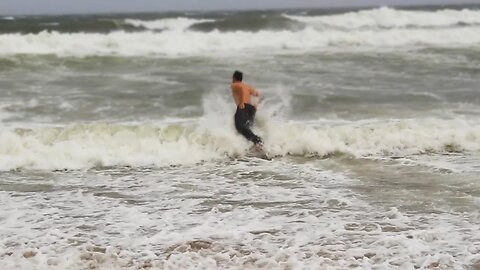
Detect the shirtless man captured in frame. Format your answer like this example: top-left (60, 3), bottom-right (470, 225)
top-left (231, 70), bottom-right (263, 146)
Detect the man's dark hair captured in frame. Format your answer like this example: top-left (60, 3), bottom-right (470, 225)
top-left (233, 70), bottom-right (243, 82)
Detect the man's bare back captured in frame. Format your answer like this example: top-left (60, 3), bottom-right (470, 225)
top-left (231, 82), bottom-right (260, 109)
top-left (231, 71), bottom-right (263, 146)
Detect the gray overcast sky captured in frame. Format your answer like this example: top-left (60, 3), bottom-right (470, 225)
top-left (1, 0), bottom-right (479, 15)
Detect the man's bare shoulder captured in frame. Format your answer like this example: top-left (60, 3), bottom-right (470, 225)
top-left (231, 82), bottom-right (244, 91)
top-left (243, 83), bottom-right (258, 95)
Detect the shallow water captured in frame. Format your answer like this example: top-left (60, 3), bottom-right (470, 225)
top-left (1, 158), bottom-right (479, 269)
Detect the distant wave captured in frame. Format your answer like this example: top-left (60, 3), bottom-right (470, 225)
top-left (1, 119), bottom-right (479, 171)
top-left (124, 17), bottom-right (215, 31)
top-left (1, 8), bottom-right (480, 57)
top-left (285, 7), bottom-right (480, 29)
top-left (188, 15), bottom-right (303, 32)
top-left (3, 7), bottom-right (480, 35)
top-left (0, 18), bottom-right (141, 34)
top-left (0, 25), bottom-right (479, 57)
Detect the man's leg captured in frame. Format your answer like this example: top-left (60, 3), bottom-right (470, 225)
top-left (235, 107), bottom-right (262, 145)
top-left (245, 105), bottom-right (262, 145)
top-left (237, 124), bottom-right (262, 145)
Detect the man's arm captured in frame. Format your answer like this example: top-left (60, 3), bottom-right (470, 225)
top-left (250, 86), bottom-right (261, 97)
top-left (250, 86), bottom-right (261, 108)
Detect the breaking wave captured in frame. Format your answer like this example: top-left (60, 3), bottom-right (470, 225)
top-left (1, 8), bottom-right (480, 57)
top-left (0, 26), bottom-right (479, 57)
top-left (1, 119), bottom-right (479, 171)
top-left (124, 18), bottom-right (215, 31)
top-left (285, 7), bottom-right (480, 29)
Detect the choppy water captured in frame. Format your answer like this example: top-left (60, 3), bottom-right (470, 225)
top-left (1, 5), bottom-right (480, 269)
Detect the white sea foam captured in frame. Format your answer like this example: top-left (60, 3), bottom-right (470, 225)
top-left (0, 25), bottom-right (479, 57)
top-left (0, 118), bottom-right (479, 171)
top-left (124, 17), bottom-right (214, 31)
top-left (0, 160), bottom-right (478, 269)
top-left (2, 8), bottom-right (480, 57)
top-left (285, 7), bottom-right (480, 29)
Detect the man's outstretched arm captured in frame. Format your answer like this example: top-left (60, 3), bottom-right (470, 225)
top-left (250, 86), bottom-right (261, 97)
top-left (250, 87), bottom-right (262, 108)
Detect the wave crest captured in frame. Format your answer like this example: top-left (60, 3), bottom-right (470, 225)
top-left (124, 18), bottom-right (215, 31)
top-left (1, 26), bottom-right (479, 57)
top-left (188, 15), bottom-right (303, 32)
top-left (1, 8), bottom-right (480, 57)
top-left (285, 7), bottom-right (480, 29)
top-left (1, 119), bottom-right (479, 171)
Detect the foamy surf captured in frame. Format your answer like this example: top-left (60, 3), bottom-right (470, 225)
top-left (1, 26), bottom-right (480, 57)
top-left (1, 8), bottom-right (480, 57)
top-left (285, 7), bottom-right (480, 29)
top-left (1, 118), bottom-right (479, 171)
top-left (1, 158), bottom-right (478, 270)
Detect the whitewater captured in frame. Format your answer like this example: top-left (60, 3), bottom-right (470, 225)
top-left (1, 8), bottom-right (480, 57)
top-left (1, 5), bottom-right (480, 270)
top-left (1, 118), bottom-right (480, 171)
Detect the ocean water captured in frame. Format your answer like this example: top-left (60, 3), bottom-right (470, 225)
top-left (1, 5), bottom-right (480, 269)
